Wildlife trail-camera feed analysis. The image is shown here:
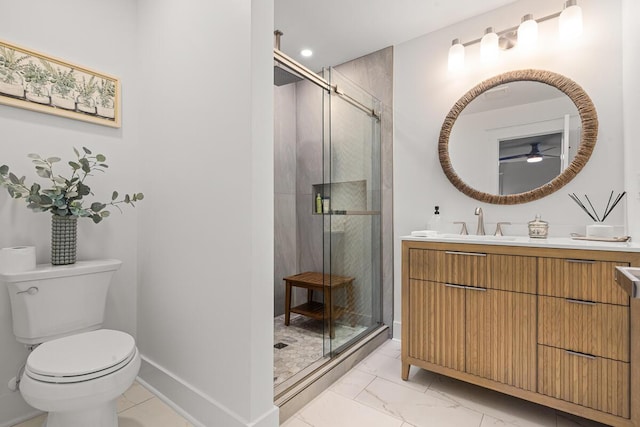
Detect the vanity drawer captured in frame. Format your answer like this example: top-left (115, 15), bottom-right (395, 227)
top-left (538, 345), bottom-right (630, 418)
top-left (486, 254), bottom-right (536, 293)
top-left (409, 248), bottom-right (486, 287)
top-left (538, 296), bottom-right (629, 361)
top-left (538, 258), bottom-right (630, 305)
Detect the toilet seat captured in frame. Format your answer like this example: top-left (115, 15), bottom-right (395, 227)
top-left (25, 329), bottom-right (136, 384)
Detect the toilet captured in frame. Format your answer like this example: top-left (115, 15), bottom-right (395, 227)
top-left (0, 259), bottom-right (140, 427)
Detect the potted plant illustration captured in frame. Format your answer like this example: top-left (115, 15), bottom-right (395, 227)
top-left (0, 46), bottom-right (27, 98)
top-left (75, 75), bottom-right (98, 115)
top-left (96, 79), bottom-right (116, 119)
top-left (22, 63), bottom-right (51, 105)
top-left (43, 61), bottom-right (77, 110)
top-left (0, 147), bottom-right (143, 265)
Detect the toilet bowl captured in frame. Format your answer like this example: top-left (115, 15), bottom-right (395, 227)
top-left (19, 329), bottom-right (141, 427)
top-left (0, 259), bottom-right (140, 427)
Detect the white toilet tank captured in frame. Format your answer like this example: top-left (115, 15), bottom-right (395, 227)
top-left (0, 259), bottom-right (122, 345)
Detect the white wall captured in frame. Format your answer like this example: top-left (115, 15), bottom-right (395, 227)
top-left (0, 1), bottom-right (139, 425)
top-left (135, 0), bottom-right (277, 426)
top-left (623, 0), bottom-right (640, 239)
top-left (393, 0), bottom-right (626, 336)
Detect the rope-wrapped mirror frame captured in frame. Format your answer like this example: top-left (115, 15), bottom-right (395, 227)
top-left (438, 69), bottom-right (598, 205)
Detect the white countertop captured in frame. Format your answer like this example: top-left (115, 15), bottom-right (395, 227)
top-left (401, 234), bottom-right (640, 253)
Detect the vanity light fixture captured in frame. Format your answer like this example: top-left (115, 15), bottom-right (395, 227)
top-left (447, 39), bottom-right (465, 72)
top-left (447, 1), bottom-right (584, 72)
top-left (559, 0), bottom-right (583, 41)
top-left (480, 27), bottom-right (499, 62)
top-left (518, 14), bottom-right (538, 50)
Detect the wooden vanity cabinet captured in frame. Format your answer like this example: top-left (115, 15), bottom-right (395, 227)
top-left (402, 240), bottom-right (640, 427)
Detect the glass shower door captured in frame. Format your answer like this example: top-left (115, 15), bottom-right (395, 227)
top-left (322, 67), bottom-right (382, 355)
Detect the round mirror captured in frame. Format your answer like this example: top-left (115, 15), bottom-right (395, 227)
top-left (439, 69), bottom-right (598, 204)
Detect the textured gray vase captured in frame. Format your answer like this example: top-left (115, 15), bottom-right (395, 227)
top-left (51, 215), bottom-right (77, 265)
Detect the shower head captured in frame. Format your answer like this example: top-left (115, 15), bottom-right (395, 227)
top-left (274, 63), bottom-right (303, 86)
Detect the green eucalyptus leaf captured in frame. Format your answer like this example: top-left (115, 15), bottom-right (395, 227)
top-left (47, 157), bottom-right (61, 163)
top-left (30, 183), bottom-right (41, 193)
top-left (100, 210), bottom-right (110, 217)
top-left (99, 164), bottom-right (109, 168)
top-left (69, 161), bottom-right (80, 170)
top-left (124, 194), bottom-right (130, 203)
top-left (96, 154), bottom-right (106, 162)
top-left (76, 182), bottom-right (90, 196)
top-left (79, 158), bottom-right (91, 173)
top-left (66, 191), bottom-right (78, 198)
top-left (90, 202), bottom-right (106, 212)
top-left (112, 191), bottom-right (118, 201)
top-left (0, 165), bottom-right (9, 175)
top-left (40, 194), bottom-right (53, 205)
top-left (27, 153), bottom-right (41, 159)
top-left (73, 147), bottom-right (80, 157)
top-left (82, 147), bottom-right (92, 155)
top-left (9, 173), bottom-right (20, 184)
top-left (36, 168), bottom-right (51, 178)
top-left (136, 193), bottom-right (144, 200)
top-left (91, 214), bottom-right (102, 224)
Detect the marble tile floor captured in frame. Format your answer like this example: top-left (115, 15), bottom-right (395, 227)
top-left (282, 339), bottom-right (609, 427)
top-left (12, 381), bottom-right (193, 427)
top-left (274, 313), bottom-right (367, 386)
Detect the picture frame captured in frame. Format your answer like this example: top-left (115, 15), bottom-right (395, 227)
top-left (0, 39), bottom-right (121, 128)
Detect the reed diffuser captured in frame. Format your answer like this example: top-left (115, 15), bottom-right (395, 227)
top-left (568, 191), bottom-right (626, 238)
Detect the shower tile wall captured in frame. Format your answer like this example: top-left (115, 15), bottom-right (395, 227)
top-left (274, 84), bottom-right (298, 316)
top-left (295, 79), bottom-right (324, 275)
top-left (334, 46), bottom-right (394, 331)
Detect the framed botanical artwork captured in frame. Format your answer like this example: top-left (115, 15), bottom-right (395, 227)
top-left (0, 39), bottom-right (121, 128)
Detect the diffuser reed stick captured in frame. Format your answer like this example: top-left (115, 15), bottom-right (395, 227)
top-left (568, 191), bottom-right (626, 222)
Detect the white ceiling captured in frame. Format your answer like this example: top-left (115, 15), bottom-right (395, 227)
top-left (274, 0), bottom-right (520, 72)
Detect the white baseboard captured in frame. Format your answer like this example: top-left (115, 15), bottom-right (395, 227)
top-left (0, 410), bottom-right (41, 427)
top-left (138, 356), bottom-right (278, 427)
top-left (393, 320), bottom-right (402, 339)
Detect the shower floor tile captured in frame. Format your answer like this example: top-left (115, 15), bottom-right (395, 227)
top-left (274, 313), bottom-right (367, 386)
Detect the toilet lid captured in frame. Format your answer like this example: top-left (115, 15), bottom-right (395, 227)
top-left (26, 329), bottom-right (136, 384)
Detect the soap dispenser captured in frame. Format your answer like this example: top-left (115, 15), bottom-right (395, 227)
top-left (428, 206), bottom-right (442, 232)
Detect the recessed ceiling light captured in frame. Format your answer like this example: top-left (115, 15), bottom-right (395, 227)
top-left (300, 49), bottom-right (313, 58)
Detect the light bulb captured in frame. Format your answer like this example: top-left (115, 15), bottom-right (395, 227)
top-left (300, 49), bottom-right (313, 57)
top-left (448, 39), bottom-right (465, 72)
top-left (518, 14), bottom-right (538, 51)
top-left (559, 0), bottom-right (583, 41)
top-left (480, 27), bottom-right (499, 62)
top-left (527, 155), bottom-right (543, 163)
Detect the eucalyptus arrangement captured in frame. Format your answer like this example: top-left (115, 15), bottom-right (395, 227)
top-left (0, 146), bottom-right (143, 224)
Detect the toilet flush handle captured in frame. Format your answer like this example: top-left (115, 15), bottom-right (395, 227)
top-left (17, 286), bottom-right (39, 296)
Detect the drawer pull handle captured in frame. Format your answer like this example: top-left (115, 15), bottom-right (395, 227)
top-left (465, 286), bottom-right (487, 292)
top-left (566, 350), bottom-right (596, 360)
top-left (566, 298), bottom-right (597, 306)
top-left (444, 283), bottom-right (487, 292)
top-left (566, 259), bottom-right (595, 264)
top-left (445, 251), bottom-right (487, 257)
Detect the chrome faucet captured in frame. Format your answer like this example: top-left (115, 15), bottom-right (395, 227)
top-left (474, 207), bottom-right (485, 235)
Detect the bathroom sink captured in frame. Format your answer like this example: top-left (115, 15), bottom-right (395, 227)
top-left (615, 266), bottom-right (640, 299)
top-left (435, 234), bottom-right (517, 242)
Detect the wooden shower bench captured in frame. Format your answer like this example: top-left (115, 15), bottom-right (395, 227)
top-left (283, 271), bottom-right (355, 338)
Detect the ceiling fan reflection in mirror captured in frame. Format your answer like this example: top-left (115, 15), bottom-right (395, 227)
top-left (499, 142), bottom-right (560, 163)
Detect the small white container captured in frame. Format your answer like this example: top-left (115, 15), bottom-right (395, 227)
top-left (586, 224), bottom-right (614, 238)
